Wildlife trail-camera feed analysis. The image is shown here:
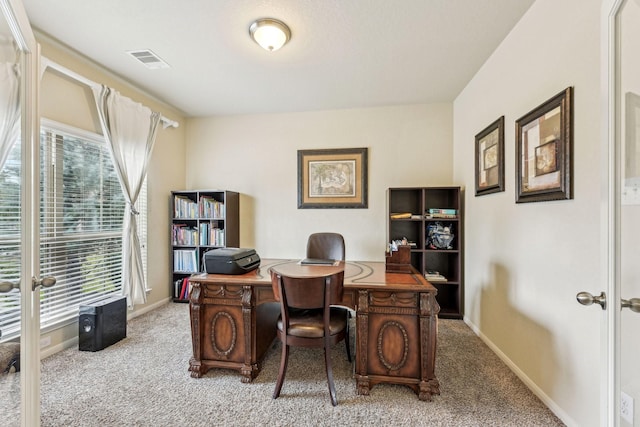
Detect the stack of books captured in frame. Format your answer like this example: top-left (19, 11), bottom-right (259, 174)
top-left (172, 224), bottom-right (198, 246)
top-left (173, 249), bottom-right (198, 273)
top-left (424, 270), bottom-right (447, 282)
top-left (174, 195), bottom-right (198, 218)
top-left (199, 196), bottom-right (225, 218)
top-left (425, 208), bottom-right (458, 219)
top-left (174, 277), bottom-right (192, 300)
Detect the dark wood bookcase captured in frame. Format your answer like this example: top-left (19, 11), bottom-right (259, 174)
top-left (170, 190), bottom-right (239, 302)
top-left (387, 187), bottom-right (463, 318)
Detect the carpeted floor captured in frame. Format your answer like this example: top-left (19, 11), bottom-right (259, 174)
top-left (0, 302), bottom-right (564, 426)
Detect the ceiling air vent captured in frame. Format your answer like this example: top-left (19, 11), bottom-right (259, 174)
top-left (126, 49), bottom-right (170, 69)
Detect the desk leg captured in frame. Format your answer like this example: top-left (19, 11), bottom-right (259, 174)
top-left (418, 292), bottom-right (440, 401)
top-left (354, 290), bottom-right (371, 395)
top-left (188, 284), bottom-right (205, 378)
top-left (240, 285), bottom-right (258, 383)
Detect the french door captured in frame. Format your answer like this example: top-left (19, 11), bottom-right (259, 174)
top-left (0, 1), bottom-right (41, 426)
top-left (602, 0), bottom-right (640, 425)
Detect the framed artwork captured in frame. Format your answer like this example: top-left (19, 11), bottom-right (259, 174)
top-left (475, 116), bottom-right (505, 196)
top-left (516, 87), bottom-right (573, 203)
top-left (297, 147), bottom-right (368, 208)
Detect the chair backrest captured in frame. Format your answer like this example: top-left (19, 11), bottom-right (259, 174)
top-left (271, 270), bottom-right (345, 310)
top-left (306, 232), bottom-right (345, 261)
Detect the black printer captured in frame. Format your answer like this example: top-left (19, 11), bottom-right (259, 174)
top-left (204, 247), bottom-right (261, 275)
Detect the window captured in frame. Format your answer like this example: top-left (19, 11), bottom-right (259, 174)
top-left (0, 120), bottom-right (147, 340)
top-left (0, 143), bottom-right (21, 339)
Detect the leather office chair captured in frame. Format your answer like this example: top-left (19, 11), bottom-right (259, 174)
top-left (270, 270), bottom-right (351, 406)
top-left (306, 231), bottom-right (353, 350)
top-left (306, 231), bottom-right (353, 330)
top-left (306, 232), bottom-right (345, 261)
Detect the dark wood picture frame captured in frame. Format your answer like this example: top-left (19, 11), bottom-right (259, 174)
top-left (475, 116), bottom-right (505, 196)
top-left (297, 147), bottom-right (368, 209)
top-left (516, 87), bottom-right (573, 203)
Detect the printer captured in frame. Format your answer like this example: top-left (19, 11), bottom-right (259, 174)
top-left (204, 247), bottom-right (261, 275)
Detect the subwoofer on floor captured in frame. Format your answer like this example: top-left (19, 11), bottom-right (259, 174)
top-left (78, 296), bottom-right (127, 352)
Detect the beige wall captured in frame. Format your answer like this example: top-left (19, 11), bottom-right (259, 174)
top-left (453, 0), bottom-right (601, 425)
top-left (37, 35), bottom-right (187, 353)
top-left (186, 104), bottom-right (453, 261)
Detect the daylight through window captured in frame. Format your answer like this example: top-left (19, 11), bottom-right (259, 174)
top-left (0, 120), bottom-right (147, 340)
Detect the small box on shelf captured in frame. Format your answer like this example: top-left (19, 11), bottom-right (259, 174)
top-left (385, 244), bottom-right (412, 273)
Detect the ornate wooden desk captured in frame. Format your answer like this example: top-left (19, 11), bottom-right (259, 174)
top-left (188, 259), bottom-right (441, 401)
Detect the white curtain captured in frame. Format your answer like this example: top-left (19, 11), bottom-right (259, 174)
top-left (0, 62), bottom-right (20, 170)
top-left (92, 85), bottom-right (161, 308)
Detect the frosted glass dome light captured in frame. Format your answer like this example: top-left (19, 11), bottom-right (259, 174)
top-left (249, 18), bottom-right (291, 52)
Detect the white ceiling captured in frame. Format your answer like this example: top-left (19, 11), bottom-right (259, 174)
top-left (19, 0), bottom-right (535, 117)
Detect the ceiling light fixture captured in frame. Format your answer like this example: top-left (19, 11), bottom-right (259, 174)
top-left (249, 18), bottom-right (291, 52)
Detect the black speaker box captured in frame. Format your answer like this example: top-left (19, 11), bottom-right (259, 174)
top-left (78, 296), bottom-right (127, 352)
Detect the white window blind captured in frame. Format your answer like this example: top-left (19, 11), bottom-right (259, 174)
top-left (0, 120), bottom-right (147, 340)
top-left (0, 144), bottom-right (21, 339)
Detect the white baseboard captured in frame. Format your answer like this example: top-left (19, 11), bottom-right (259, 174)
top-left (127, 297), bottom-right (172, 321)
top-left (463, 316), bottom-right (577, 427)
top-left (41, 297), bottom-right (172, 359)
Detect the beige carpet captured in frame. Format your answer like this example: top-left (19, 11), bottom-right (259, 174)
top-left (0, 302), bottom-right (564, 426)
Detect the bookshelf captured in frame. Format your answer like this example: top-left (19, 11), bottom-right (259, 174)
top-left (387, 187), bottom-right (463, 318)
top-left (171, 190), bottom-right (239, 302)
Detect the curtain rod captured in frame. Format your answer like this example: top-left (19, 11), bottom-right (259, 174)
top-left (41, 57), bottom-right (179, 129)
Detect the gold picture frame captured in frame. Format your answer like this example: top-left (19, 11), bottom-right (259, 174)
top-left (475, 116), bottom-right (505, 196)
top-left (516, 87), bottom-right (573, 203)
top-left (297, 147), bottom-right (368, 208)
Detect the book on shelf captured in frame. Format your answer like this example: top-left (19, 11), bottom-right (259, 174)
top-left (175, 277), bottom-right (191, 299)
top-left (426, 213), bottom-right (458, 219)
top-left (390, 212), bottom-right (412, 219)
top-left (172, 224), bottom-right (198, 246)
top-left (428, 208), bottom-right (457, 215)
top-left (425, 208), bottom-right (458, 219)
top-left (174, 195), bottom-right (198, 218)
top-left (424, 270), bottom-right (447, 281)
top-left (210, 227), bottom-right (225, 246)
top-left (173, 249), bottom-right (198, 272)
top-left (199, 196), bottom-right (225, 218)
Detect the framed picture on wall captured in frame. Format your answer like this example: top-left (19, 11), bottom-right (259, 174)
top-left (297, 147), bottom-right (368, 208)
top-left (516, 87), bottom-right (573, 203)
top-left (475, 116), bottom-right (505, 196)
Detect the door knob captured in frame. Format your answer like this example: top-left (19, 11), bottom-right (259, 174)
top-left (621, 297), bottom-right (640, 313)
top-left (576, 291), bottom-right (606, 310)
top-left (0, 276), bottom-right (56, 292)
top-left (0, 280), bottom-right (19, 293)
top-left (32, 276), bottom-right (57, 291)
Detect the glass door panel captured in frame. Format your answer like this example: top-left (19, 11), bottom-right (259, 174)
top-left (0, 11), bottom-right (22, 426)
top-left (0, 1), bottom-right (40, 426)
top-left (618, 1), bottom-right (640, 425)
